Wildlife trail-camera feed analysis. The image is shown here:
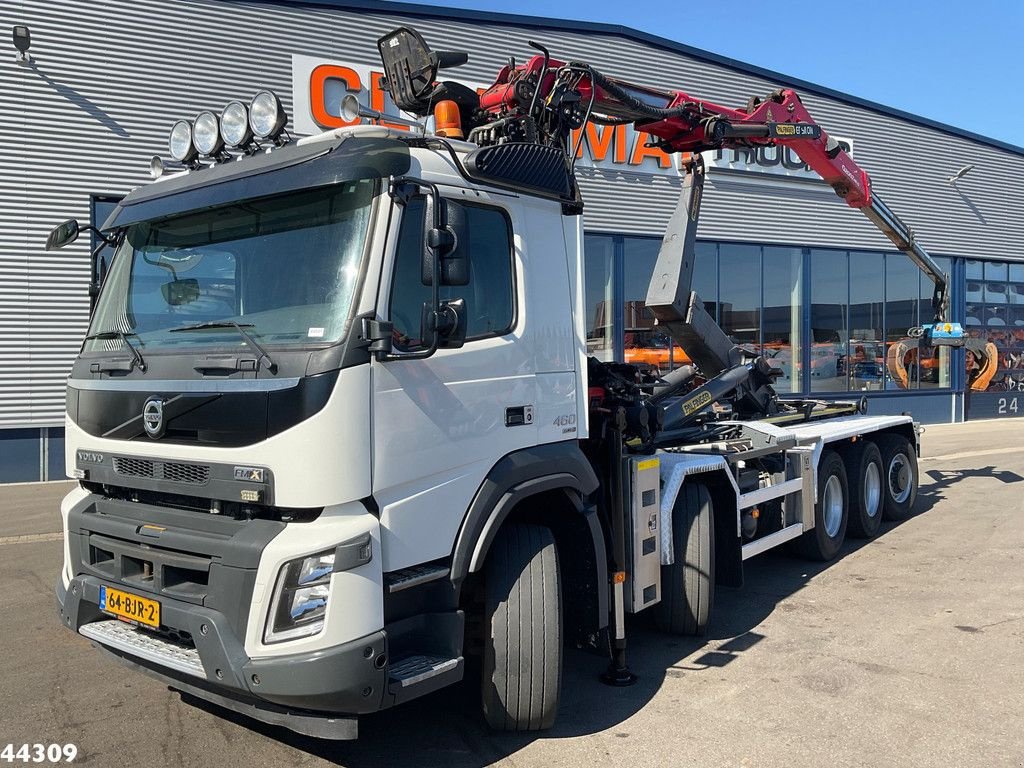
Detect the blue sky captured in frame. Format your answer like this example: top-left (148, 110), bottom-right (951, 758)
top-left (414, 0), bottom-right (1023, 148)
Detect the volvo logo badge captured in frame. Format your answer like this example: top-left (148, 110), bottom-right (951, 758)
top-left (143, 397), bottom-right (166, 439)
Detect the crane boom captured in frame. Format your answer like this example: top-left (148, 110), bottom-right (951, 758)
top-left (479, 60), bottom-right (952, 323)
top-left (376, 27), bottom-right (997, 392)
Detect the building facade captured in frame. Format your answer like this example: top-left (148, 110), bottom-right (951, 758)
top-left (2, 0), bottom-right (1022, 482)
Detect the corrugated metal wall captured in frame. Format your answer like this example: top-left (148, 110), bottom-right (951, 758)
top-left (2, 0), bottom-right (1021, 427)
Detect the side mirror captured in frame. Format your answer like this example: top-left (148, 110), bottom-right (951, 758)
top-left (422, 196), bottom-right (469, 286)
top-left (421, 297), bottom-right (466, 350)
top-left (46, 219), bottom-right (80, 251)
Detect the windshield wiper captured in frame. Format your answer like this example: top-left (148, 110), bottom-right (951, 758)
top-left (170, 321), bottom-right (278, 373)
top-left (83, 330), bottom-right (147, 372)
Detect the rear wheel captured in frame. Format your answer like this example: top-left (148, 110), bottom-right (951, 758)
top-left (845, 441), bottom-right (884, 539)
top-left (876, 435), bottom-right (918, 520)
top-left (655, 482), bottom-right (715, 636)
top-left (481, 523), bottom-right (562, 732)
top-left (798, 450), bottom-right (848, 561)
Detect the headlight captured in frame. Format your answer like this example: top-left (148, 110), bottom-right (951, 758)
top-left (193, 110), bottom-right (223, 156)
top-left (220, 100), bottom-right (252, 148)
top-left (168, 119), bottom-right (197, 163)
top-left (264, 549), bottom-right (336, 643)
top-left (249, 89), bottom-right (287, 140)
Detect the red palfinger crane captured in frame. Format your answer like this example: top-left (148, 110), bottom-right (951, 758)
top-left (379, 27), bottom-right (998, 391)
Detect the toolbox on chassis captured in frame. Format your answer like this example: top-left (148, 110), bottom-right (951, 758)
top-left (52, 27), bottom-right (930, 739)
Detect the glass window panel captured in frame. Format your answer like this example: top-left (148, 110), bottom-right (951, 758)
top-left (693, 241), bottom-right (718, 322)
top-left (718, 243), bottom-right (760, 352)
top-left (973, 258), bottom-right (1020, 401)
top-left (809, 249), bottom-right (848, 392)
top-left (984, 261), bottom-right (1008, 281)
top-left (762, 246), bottom-right (802, 394)
top-left (985, 281), bottom-right (1009, 304)
top-left (965, 260), bottom-right (983, 279)
top-left (918, 256), bottom-right (951, 389)
top-left (390, 199), bottom-right (514, 347)
top-left (848, 251), bottom-right (885, 391)
top-left (584, 234), bottom-right (615, 362)
top-left (622, 237), bottom-right (688, 374)
top-left (884, 253), bottom-right (920, 389)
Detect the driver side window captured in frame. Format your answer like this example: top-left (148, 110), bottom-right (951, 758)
top-left (389, 197), bottom-right (515, 348)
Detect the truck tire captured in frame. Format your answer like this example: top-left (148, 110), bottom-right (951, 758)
top-left (481, 523), bottom-right (562, 732)
top-left (798, 450), bottom-right (848, 561)
top-left (876, 434), bottom-right (918, 521)
top-left (844, 441), bottom-right (884, 539)
top-left (655, 482), bottom-right (715, 636)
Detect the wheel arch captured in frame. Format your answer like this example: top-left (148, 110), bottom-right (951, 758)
top-left (449, 443), bottom-right (607, 639)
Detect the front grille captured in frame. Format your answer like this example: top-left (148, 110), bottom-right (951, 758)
top-left (112, 457), bottom-right (209, 485)
top-left (112, 457), bottom-right (155, 478)
top-left (162, 462), bottom-right (210, 485)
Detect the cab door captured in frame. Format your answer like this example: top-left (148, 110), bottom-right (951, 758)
top-left (370, 187), bottom-right (575, 572)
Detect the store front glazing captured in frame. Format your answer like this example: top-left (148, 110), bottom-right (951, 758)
top-left (585, 234), bottom-right (953, 397)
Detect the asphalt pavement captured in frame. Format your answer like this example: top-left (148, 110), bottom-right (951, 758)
top-left (1, 420), bottom-right (1022, 767)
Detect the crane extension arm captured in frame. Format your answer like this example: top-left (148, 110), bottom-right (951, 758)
top-left (479, 60), bottom-right (952, 327)
top-left (376, 28), bottom-right (996, 391)
top-left (476, 55), bottom-right (996, 388)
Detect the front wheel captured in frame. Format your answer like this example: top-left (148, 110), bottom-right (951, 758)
top-left (876, 435), bottom-right (919, 520)
top-left (481, 523), bottom-right (562, 732)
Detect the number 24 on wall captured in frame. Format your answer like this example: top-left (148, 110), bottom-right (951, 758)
top-left (997, 397), bottom-right (1019, 415)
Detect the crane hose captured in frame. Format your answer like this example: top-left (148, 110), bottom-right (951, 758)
top-left (569, 63), bottom-right (699, 121)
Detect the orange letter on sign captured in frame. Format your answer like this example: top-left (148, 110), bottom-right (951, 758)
top-left (629, 135), bottom-right (673, 169)
top-left (572, 124), bottom-right (627, 165)
top-left (310, 65), bottom-right (361, 129)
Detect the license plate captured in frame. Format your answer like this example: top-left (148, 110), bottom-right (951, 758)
top-left (99, 586), bottom-right (161, 628)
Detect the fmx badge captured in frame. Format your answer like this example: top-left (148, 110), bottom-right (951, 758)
top-left (681, 390), bottom-right (713, 416)
top-left (234, 466), bottom-right (265, 483)
top-left (142, 397), bottom-right (165, 439)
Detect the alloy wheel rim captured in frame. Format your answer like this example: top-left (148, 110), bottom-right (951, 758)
top-left (888, 454), bottom-right (912, 504)
top-left (823, 474), bottom-right (844, 537)
top-left (864, 462), bottom-right (882, 518)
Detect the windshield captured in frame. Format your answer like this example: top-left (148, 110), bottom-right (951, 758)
top-left (85, 180), bottom-right (375, 354)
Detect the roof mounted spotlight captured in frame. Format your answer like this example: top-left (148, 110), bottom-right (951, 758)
top-left (193, 110), bottom-right (229, 161)
top-left (149, 155), bottom-right (165, 179)
top-left (249, 90), bottom-right (289, 144)
top-left (168, 119), bottom-right (200, 168)
top-left (12, 25), bottom-right (32, 65)
top-left (220, 100), bottom-right (255, 152)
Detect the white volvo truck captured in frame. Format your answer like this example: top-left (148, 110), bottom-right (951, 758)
top-left (50, 28), bottom-right (955, 739)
